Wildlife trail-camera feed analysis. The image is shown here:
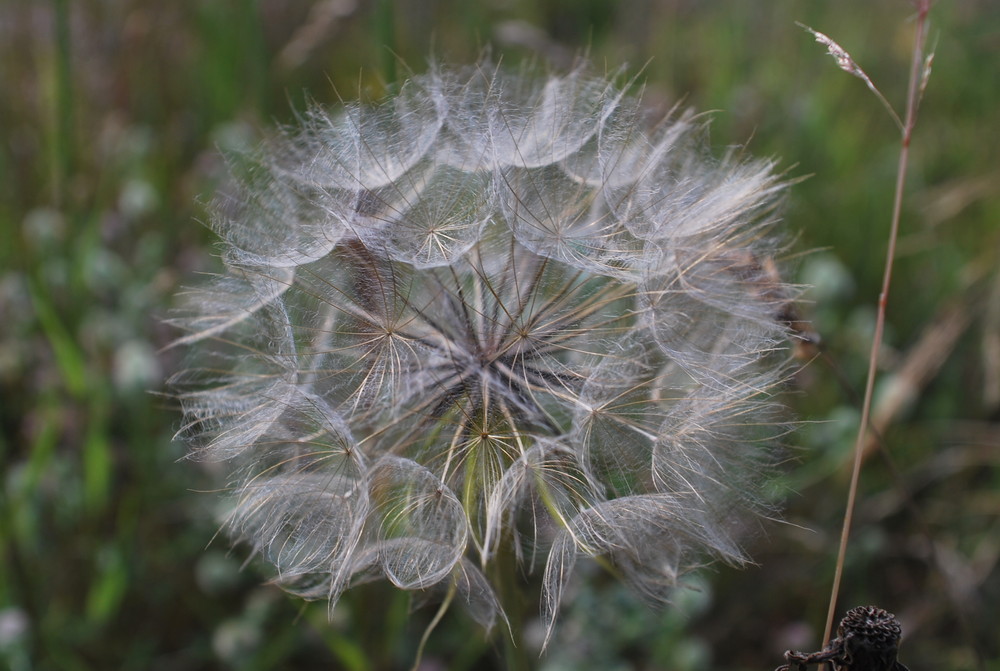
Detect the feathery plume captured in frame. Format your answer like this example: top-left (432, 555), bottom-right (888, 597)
top-left (170, 61), bottom-right (795, 645)
top-left (798, 23), bottom-right (904, 133)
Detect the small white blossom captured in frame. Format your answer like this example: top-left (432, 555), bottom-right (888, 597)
top-left (171, 62), bottom-right (794, 643)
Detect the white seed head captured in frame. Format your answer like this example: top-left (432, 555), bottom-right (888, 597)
top-left (170, 61), bottom-right (794, 642)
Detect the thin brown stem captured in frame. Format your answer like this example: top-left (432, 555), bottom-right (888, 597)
top-left (821, 0), bottom-right (931, 647)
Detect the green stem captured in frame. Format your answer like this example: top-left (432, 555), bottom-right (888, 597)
top-left (411, 582), bottom-right (456, 671)
top-left (492, 544), bottom-right (531, 671)
top-left (52, 0), bottom-right (75, 204)
top-left (374, 0), bottom-right (397, 85)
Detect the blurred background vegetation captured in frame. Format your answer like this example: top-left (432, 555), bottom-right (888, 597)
top-left (1, 1), bottom-right (998, 669)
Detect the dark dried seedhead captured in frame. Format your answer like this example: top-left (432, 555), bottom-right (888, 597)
top-left (838, 605), bottom-right (903, 653)
top-left (775, 606), bottom-right (909, 671)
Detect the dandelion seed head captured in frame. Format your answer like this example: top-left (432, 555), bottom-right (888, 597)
top-left (171, 61), bottom-right (795, 642)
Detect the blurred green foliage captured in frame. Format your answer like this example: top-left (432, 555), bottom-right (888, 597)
top-left (1, 1), bottom-right (998, 669)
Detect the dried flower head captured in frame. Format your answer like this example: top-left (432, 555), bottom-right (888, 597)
top-left (777, 605), bottom-right (909, 671)
top-left (171, 61), bottom-right (794, 644)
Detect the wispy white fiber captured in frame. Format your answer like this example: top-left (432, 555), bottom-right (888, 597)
top-left (171, 61), bottom-right (796, 643)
